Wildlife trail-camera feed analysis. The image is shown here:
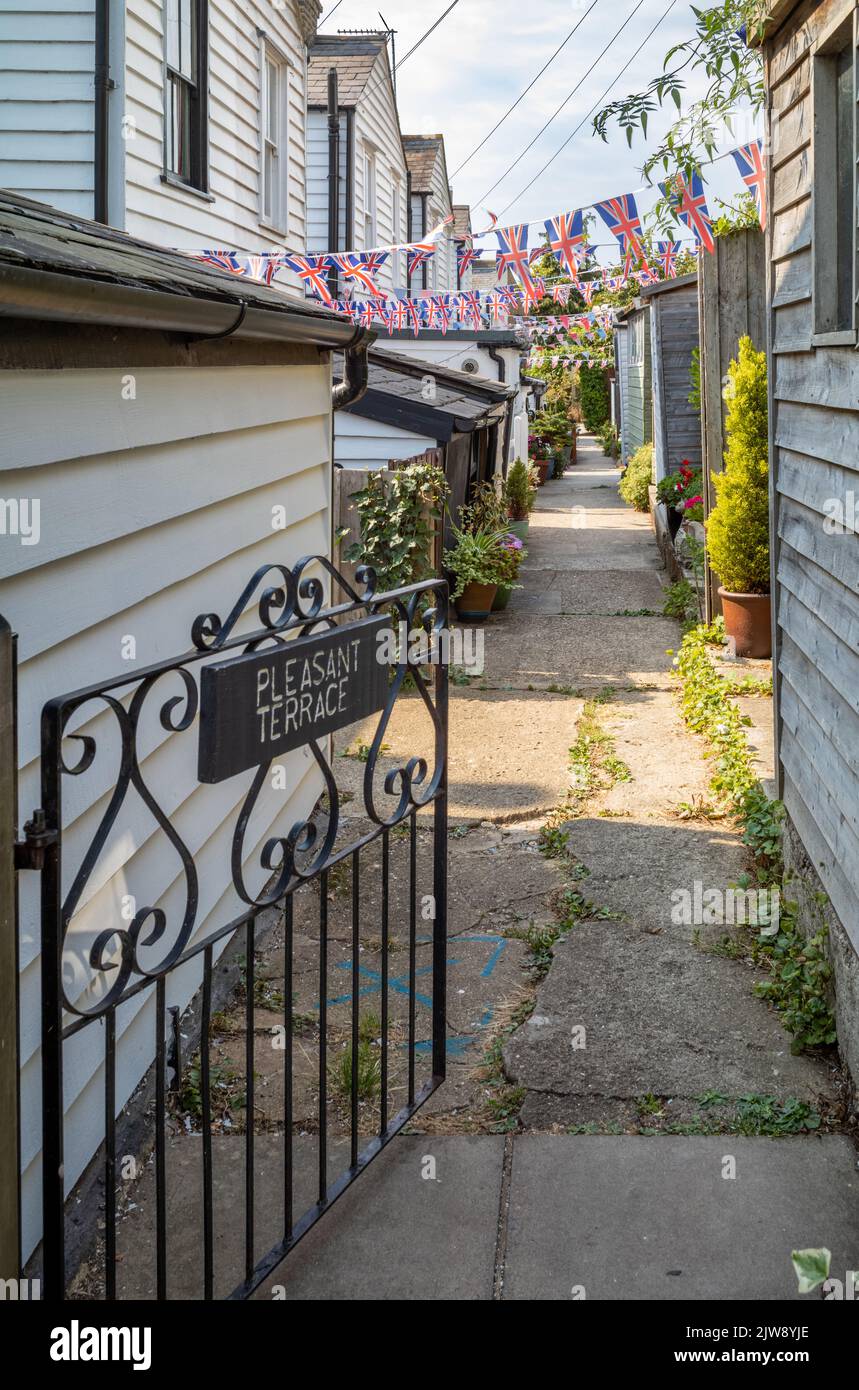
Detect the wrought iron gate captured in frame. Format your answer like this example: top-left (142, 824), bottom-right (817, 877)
top-left (26, 557), bottom-right (448, 1300)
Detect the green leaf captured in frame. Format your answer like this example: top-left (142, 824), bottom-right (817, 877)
top-left (791, 1248), bottom-right (831, 1295)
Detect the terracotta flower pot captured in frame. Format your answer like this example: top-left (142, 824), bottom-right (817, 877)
top-left (718, 588), bottom-right (772, 659)
top-left (534, 459), bottom-right (550, 486)
top-left (456, 581), bottom-right (497, 623)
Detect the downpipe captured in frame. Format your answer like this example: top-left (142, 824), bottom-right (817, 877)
top-left (332, 335), bottom-right (372, 409)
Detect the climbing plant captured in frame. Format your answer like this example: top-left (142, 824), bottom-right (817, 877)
top-left (344, 460), bottom-right (447, 593)
top-left (578, 363), bottom-right (610, 432)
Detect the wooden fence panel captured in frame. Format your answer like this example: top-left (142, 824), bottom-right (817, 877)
top-left (698, 228), bottom-right (767, 619)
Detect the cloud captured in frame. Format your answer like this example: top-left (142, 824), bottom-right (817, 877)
top-left (320, 1), bottom-right (759, 251)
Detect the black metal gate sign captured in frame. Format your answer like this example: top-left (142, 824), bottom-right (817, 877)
top-left (25, 557), bottom-right (448, 1302)
top-left (198, 615), bottom-right (388, 782)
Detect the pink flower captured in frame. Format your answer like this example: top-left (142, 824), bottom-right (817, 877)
top-left (682, 495), bottom-right (702, 510)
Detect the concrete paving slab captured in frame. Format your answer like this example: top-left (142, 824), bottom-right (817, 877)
top-left (482, 613), bottom-right (677, 688)
top-left (255, 1135), bottom-right (504, 1299)
top-left (503, 1135), bottom-right (859, 1300)
top-left (504, 919), bottom-right (836, 1126)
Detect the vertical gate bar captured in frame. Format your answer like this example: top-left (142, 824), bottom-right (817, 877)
top-left (408, 809), bottom-right (417, 1107)
top-left (201, 945), bottom-right (214, 1300)
top-left (432, 637), bottom-right (449, 1083)
top-left (380, 827), bottom-right (389, 1134)
top-left (244, 918), bottom-right (255, 1284)
top-left (40, 700), bottom-right (65, 1299)
top-left (0, 618), bottom-right (20, 1284)
top-left (283, 895), bottom-right (293, 1239)
top-left (155, 977), bottom-right (167, 1300)
top-left (318, 871), bottom-right (328, 1205)
top-left (350, 849), bottom-right (359, 1167)
top-left (104, 1011), bottom-right (116, 1300)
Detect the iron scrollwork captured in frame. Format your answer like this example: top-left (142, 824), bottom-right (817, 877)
top-left (45, 556), bottom-right (449, 1020)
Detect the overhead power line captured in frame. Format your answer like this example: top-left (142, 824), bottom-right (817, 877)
top-left (499, 0), bottom-right (681, 216)
top-left (451, 0), bottom-right (603, 178)
top-left (474, 0), bottom-right (648, 206)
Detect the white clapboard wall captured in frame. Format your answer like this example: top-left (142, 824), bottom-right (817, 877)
top-left (305, 45), bottom-right (408, 296)
top-left (0, 0), bottom-right (97, 217)
top-left (0, 356), bottom-right (332, 1260)
top-left (766, 0), bottom-right (859, 957)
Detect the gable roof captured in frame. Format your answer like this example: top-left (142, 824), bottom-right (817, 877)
top-left (307, 33), bottom-right (390, 107)
top-left (401, 135), bottom-right (446, 193)
top-left (452, 205), bottom-right (472, 240)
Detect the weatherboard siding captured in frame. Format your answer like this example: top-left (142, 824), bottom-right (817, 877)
top-left (647, 280), bottom-right (701, 482)
top-left (0, 0), bottom-right (96, 217)
top-left (1, 355), bottom-right (332, 1259)
top-left (765, 0), bottom-right (859, 957)
top-left (123, 0), bottom-right (308, 282)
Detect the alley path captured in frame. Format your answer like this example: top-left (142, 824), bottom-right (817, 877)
top-left (258, 435), bottom-right (859, 1300)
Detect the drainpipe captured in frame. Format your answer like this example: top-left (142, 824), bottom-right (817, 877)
top-left (487, 347), bottom-right (514, 475)
top-left (94, 0), bottom-right (113, 223)
top-left (420, 193), bottom-right (428, 290)
top-left (487, 344), bottom-right (506, 382)
top-left (345, 109), bottom-right (355, 252)
top-left (327, 68), bottom-right (340, 298)
top-left (332, 334), bottom-right (372, 410)
top-left (405, 169), bottom-right (412, 294)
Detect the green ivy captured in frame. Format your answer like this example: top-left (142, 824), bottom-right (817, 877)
top-left (673, 620), bottom-right (836, 1054)
top-left (344, 460), bottom-right (447, 593)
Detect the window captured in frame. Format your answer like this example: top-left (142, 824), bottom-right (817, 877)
top-left (261, 47), bottom-right (287, 230)
top-left (164, 0), bottom-right (208, 190)
top-left (392, 181), bottom-right (402, 284)
top-left (628, 312), bottom-right (644, 365)
top-left (363, 149), bottom-right (377, 248)
top-left (813, 20), bottom-right (856, 337)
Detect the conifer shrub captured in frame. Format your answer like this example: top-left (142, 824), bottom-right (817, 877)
top-left (618, 443), bottom-right (654, 512)
top-left (706, 336), bottom-right (770, 594)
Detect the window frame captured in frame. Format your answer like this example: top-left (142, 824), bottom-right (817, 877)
top-left (628, 311), bottom-right (644, 366)
top-left (363, 146), bottom-right (377, 250)
top-left (162, 0), bottom-right (209, 195)
top-left (259, 38), bottom-right (290, 235)
top-left (811, 8), bottom-right (857, 345)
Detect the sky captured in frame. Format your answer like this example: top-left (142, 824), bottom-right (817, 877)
top-left (317, 0), bottom-right (761, 263)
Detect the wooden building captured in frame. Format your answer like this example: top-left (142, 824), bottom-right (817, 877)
top-left (614, 299), bottom-right (653, 466)
top-left (640, 273), bottom-right (701, 483)
top-left (401, 134), bottom-right (457, 295)
top-left (0, 192), bottom-right (371, 1261)
top-left (305, 31), bottom-right (408, 297)
top-left (759, 0), bottom-right (859, 1082)
top-left (0, 0), bottom-right (322, 297)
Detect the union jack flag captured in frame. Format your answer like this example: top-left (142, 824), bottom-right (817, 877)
top-left (195, 250), bottom-right (283, 287)
top-left (581, 279), bottom-right (597, 306)
top-left (543, 210), bottom-right (587, 278)
top-left (283, 254), bottom-right (335, 304)
top-left (656, 241), bottom-right (683, 278)
top-left (594, 193), bottom-right (647, 269)
top-left (457, 290), bottom-right (482, 329)
top-left (484, 290), bottom-right (509, 324)
top-left (660, 172), bottom-right (715, 254)
top-left (387, 299), bottom-right (411, 332)
top-left (408, 245), bottom-right (434, 279)
top-left (495, 223), bottom-right (538, 304)
top-left (552, 284), bottom-right (573, 305)
top-left (456, 239), bottom-right (477, 278)
top-left (730, 139), bottom-right (767, 230)
top-left (427, 294), bottom-right (453, 333)
top-left (329, 250), bottom-right (390, 297)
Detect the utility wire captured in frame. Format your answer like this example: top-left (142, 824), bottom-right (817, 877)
top-left (474, 0), bottom-right (647, 206)
top-left (320, 0), bottom-right (345, 24)
top-left (499, 0), bottom-right (680, 215)
top-left (451, 0), bottom-right (603, 178)
top-left (395, 0), bottom-right (460, 71)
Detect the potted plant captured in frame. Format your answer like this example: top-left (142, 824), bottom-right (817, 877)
top-left (491, 531), bottom-right (526, 611)
top-left (656, 460), bottom-right (704, 541)
top-left (443, 525), bottom-right (507, 622)
top-left (504, 459), bottom-right (536, 539)
top-left (528, 432), bottom-right (550, 486)
top-left (706, 337), bottom-right (771, 658)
